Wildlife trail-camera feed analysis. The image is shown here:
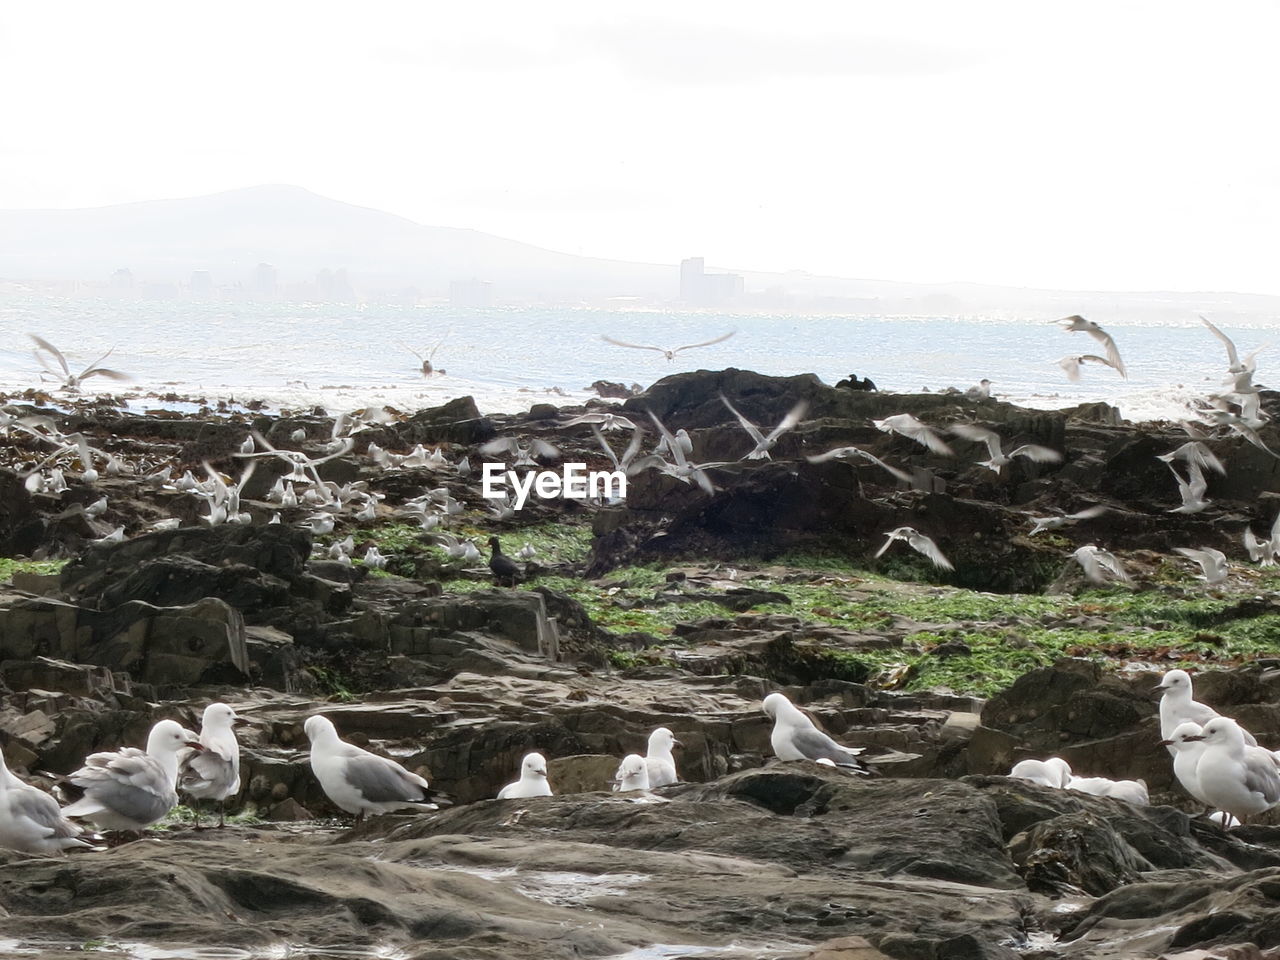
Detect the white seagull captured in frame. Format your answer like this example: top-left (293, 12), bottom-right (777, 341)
top-left (872, 414), bottom-right (953, 456)
top-left (875, 526), bottom-right (954, 571)
top-left (601, 330), bottom-right (736, 361)
top-left (642, 727), bottom-right (680, 788)
top-left (1187, 717), bottom-right (1280, 827)
top-left (1160, 720), bottom-right (1214, 810)
top-left (806, 445), bottom-right (912, 484)
top-left (1174, 547), bottom-right (1229, 585)
top-left (496, 752), bottom-right (553, 799)
top-left (1167, 461), bottom-right (1212, 514)
top-left (304, 714), bottom-right (437, 823)
top-left (611, 754), bottom-right (651, 792)
top-left (1156, 669), bottom-right (1257, 746)
top-left (29, 334), bottom-right (130, 392)
top-left (1009, 757), bottom-right (1072, 789)
top-left (1, 747), bottom-right (91, 855)
top-left (762, 693), bottom-right (872, 772)
top-left (1072, 544), bottom-right (1131, 586)
top-left (718, 394), bottom-right (809, 460)
top-left (1053, 315), bottom-right (1126, 378)
top-left (179, 702), bottom-right (247, 828)
top-left (61, 719), bottom-right (202, 831)
top-left (950, 424), bottom-right (1062, 475)
top-left (1025, 504), bottom-right (1108, 536)
top-left (1156, 441), bottom-right (1226, 477)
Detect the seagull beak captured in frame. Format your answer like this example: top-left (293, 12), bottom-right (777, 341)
top-left (232, 717), bottom-right (250, 728)
top-left (672, 738), bottom-right (683, 748)
top-left (1157, 739), bottom-right (1174, 747)
top-left (1184, 735), bottom-right (1205, 742)
top-left (535, 769), bottom-right (548, 778)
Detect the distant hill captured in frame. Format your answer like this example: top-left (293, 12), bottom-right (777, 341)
top-left (1, 185), bottom-right (1278, 318)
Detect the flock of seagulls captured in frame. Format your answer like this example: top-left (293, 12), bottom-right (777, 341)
top-left (1012, 668), bottom-right (1280, 828)
top-left (0, 689), bottom-right (883, 853)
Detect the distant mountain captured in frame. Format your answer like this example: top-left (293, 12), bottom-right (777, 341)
top-left (1, 185), bottom-right (1278, 318)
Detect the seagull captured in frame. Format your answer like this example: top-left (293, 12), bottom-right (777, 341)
top-left (304, 715), bottom-right (437, 823)
top-left (1203, 408), bottom-right (1279, 458)
top-left (1174, 547), bottom-right (1229, 585)
top-left (363, 546), bottom-right (388, 570)
top-left (1058, 354), bottom-right (1123, 382)
top-left (61, 720), bottom-right (202, 831)
top-left (1009, 757), bottom-right (1072, 788)
top-left (761, 693), bottom-right (872, 772)
top-left (965, 379), bottom-right (993, 399)
top-left (1072, 544), bottom-right (1131, 586)
top-left (179, 703), bottom-right (247, 828)
top-left (1186, 717), bottom-right (1280, 827)
top-left (496, 752), bottom-right (553, 799)
top-left (434, 533), bottom-right (482, 563)
top-left (1168, 461), bottom-right (1212, 514)
top-left (1025, 504), bottom-right (1108, 536)
top-left (1156, 441), bottom-right (1226, 477)
top-left (401, 333), bottom-right (449, 376)
top-left (1201, 315), bottom-right (1263, 378)
top-left (235, 430), bottom-right (354, 485)
top-left (630, 410), bottom-right (729, 495)
top-left (718, 394), bottom-right (808, 460)
top-left (805, 445), bottom-right (911, 484)
top-left (1065, 775), bottom-right (1149, 806)
top-left (611, 754), bottom-right (651, 791)
top-left (480, 437), bottom-right (561, 467)
top-left (874, 527), bottom-right (953, 571)
top-left (601, 330), bottom-right (736, 361)
top-left (593, 424), bottom-right (645, 473)
top-left (872, 414), bottom-right (953, 456)
top-left (29, 334), bottom-right (129, 392)
top-left (1155, 669), bottom-right (1257, 749)
top-left (654, 427), bottom-right (693, 459)
top-left (642, 727), bottom-right (680, 788)
top-left (1243, 512), bottom-right (1280, 566)
top-left (1, 747), bottom-right (91, 855)
top-left (562, 411), bottom-right (638, 432)
top-left (1054, 315), bottom-right (1126, 377)
top-left (516, 543), bottom-right (537, 560)
top-left (1160, 720), bottom-right (1214, 810)
top-left (950, 424), bottom-right (1062, 474)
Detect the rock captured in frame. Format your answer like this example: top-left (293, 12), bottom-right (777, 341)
top-left (806, 936), bottom-right (894, 959)
top-left (546, 754), bottom-right (620, 795)
top-left (265, 798), bottom-right (313, 821)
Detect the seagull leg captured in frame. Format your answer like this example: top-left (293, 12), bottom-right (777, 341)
top-left (219, 799), bottom-right (226, 829)
top-left (355, 811), bottom-right (365, 826)
top-left (191, 801), bottom-right (201, 830)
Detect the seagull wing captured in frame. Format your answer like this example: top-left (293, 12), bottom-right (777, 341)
top-left (1186, 461), bottom-right (1208, 500)
top-left (719, 394), bottom-right (766, 445)
top-left (951, 423), bottom-right (1002, 460)
top-left (1086, 326), bottom-right (1127, 377)
top-left (673, 330), bottom-right (736, 354)
top-left (854, 449), bottom-right (911, 483)
top-left (479, 437), bottom-right (520, 457)
top-left (766, 400), bottom-right (809, 444)
top-left (1200, 315), bottom-right (1240, 369)
top-left (1058, 356), bottom-right (1084, 382)
top-left (1244, 527), bottom-right (1269, 562)
top-left (591, 425), bottom-right (620, 469)
top-left (1009, 444), bottom-right (1063, 464)
top-left (1074, 547), bottom-right (1107, 585)
top-left (909, 532), bottom-right (954, 570)
top-left (646, 410), bottom-right (689, 468)
top-left (602, 335), bottom-right (665, 353)
top-left (1096, 549), bottom-right (1132, 583)
top-left (619, 425), bottom-right (645, 469)
top-left (806, 446), bottom-right (859, 463)
top-left (1066, 504), bottom-right (1108, 521)
top-left (874, 530), bottom-right (903, 559)
top-left (28, 334), bottom-right (71, 378)
top-left (529, 439), bottom-right (562, 460)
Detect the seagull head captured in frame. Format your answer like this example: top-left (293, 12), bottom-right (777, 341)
top-left (1156, 669), bottom-right (1192, 694)
top-left (522, 752), bottom-right (548, 778)
top-left (304, 714), bottom-right (339, 743)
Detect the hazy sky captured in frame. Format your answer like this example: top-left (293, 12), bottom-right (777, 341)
top-left (2, 2), bottom-right (1277, 293)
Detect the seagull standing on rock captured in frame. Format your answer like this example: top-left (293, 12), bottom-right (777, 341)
top-left (612, 754), bottom-right (651, 792)
top-left (304, 715), bottom-right (438, 823)
top-left (1156, 669), bottom-right (1257, 746)
top-left (762, 693), bottom-right (872, 773)
top-left (1, 746), bottom-right (91, 855)
top-left (1186, 717), bottom-right (1280, 827)
top-left (179, 703), bottom-right (247, 828)
top-left (642, 728), bottom-right (680, 788)
top-left (61, 720), bottom-right (202, 832)
top-left (1161, 720), bottom-right (1215, 811)
top-left (497, 753), bottom-right (553, 799)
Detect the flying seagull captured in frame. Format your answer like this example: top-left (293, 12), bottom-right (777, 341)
top-left (872, 414), bottom-right (953, 456)
top-left (1072, 544), bottom-right (1131, 586)
top-left (601, 330), bottom-right (736, 361)
top-left (806, 445), bottom-right (911, 484)
top-left (1058, 354), bottom-right (1124, 382)
top-left (1054, 316), bottom-right (1126, 378)
top-left (400, 332), bottom-right (450, 376)
top-left (1168, 461), bottom-right (1212, 514)
top-left (1243, 510), bottom-right (1280, 566)
top-left (1156, 441), bottom-right (1226, 477)
top-left (1024, 504), bottom-right (1108, 536)
top-left (718, 394), bottom-right (808, 460)
top-left (950, 424), bottom-right (1062, 474)
top-left (29, 334), bottom-right (130, 392)
top-left (874, 526), bottom-right (953, 570)
top-left (1174, 547), bottom-right (1229, 585)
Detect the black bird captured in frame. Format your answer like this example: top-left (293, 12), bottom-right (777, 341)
top-left (488, 536), bottom-right (522, 586)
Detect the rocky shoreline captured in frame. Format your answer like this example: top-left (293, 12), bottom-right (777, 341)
top-left (3, 370), bottom-right (1280, 959)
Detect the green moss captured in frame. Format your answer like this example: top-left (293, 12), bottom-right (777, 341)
top-left (0, 557), bottom-right (66, 583)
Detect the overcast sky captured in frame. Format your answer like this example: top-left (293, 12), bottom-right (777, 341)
top-left (1, 2), bottom-right (1277, 293)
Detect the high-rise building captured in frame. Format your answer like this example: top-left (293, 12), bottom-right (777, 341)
top-left (449, 278), bottom-right (493, 307)
top-left (679, 257), bottom-right (743, 306)
top-left (252, 262), bottom-right (278, 298)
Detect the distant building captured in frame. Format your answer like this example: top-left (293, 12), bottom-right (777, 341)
top-left (316, 267), bottom-right (355, 302)
top-left (450, 278), bottom-right (493, 307)
top-left (679, 257), bottom-right (743, 306)
top-left (252, 262), bottom-right (278, 298)
top-left (189, 270), bottom-right (213, 296)
top-left (110, 268), bottom-right (135, 291)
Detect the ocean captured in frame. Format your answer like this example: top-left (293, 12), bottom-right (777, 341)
top-left (0, 295), bottom-right (1267, 422)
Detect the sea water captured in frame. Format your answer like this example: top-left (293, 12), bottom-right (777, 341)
top-left (0, 295), bottom-right (1269, 421)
